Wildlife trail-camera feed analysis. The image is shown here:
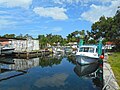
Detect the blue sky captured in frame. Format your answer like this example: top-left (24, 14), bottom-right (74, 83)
top-left (0, 0), bottom-right (120, 38)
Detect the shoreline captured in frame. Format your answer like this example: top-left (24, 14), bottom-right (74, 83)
top-left (103, 55), bottom-right (120, 90)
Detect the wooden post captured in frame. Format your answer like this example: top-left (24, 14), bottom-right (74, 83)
top-left (27, 52), bottom-right (29, 57)
top-left (0, 46), bottom-right (1, 55)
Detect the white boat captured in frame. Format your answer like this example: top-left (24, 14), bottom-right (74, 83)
top-left (1, 45), bottom-right (14, 54)
top-left (76, 45), bottom-right (99, 65)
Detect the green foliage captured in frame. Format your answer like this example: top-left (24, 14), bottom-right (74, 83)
top-left (1, 34), bottom-right (33, 40)
top-left (113, 8), bottom-right (120, 51)
top-left (90, 7), bottom-right (120, 51)
top-left (66, 30), bottom-right (90, 43)
top-left (38, 34), bottom-right (67, 49)
top-left (16, 34), bottom-right (23, 39)
top-left (16, 34), bottom-right (33, 39)
top-left (3, 34), bottom-right (16, 38)
top-left (91, 16), bottom-right (114, 40)
top-left (38, 35), bottom-right (47, 49)
top-left (88, 39), bottom-right (97, 44)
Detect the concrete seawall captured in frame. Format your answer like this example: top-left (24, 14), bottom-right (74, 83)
top-left (103, 58), bottom-right (120, 90)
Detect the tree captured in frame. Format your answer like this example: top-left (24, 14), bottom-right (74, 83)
top-left (90, 7), bottom-right (120, 51)
top-left (113, 7), bottom-right (120, 51)
top-left (66, 30), bottom-right (90, 44)
top-left (38, 35), bottom-right (48, 49)
top-left (16, 34), bottom-right (24, 39)
top-left (3, 34), bottom-right (16, 38)
top-left (23, 34), bottom-right (33, 39)
top-left (91, 16), bottom-right (115, 41)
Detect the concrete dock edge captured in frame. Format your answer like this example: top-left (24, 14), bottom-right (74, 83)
top-left (103, 60), bottom-right (120, 90)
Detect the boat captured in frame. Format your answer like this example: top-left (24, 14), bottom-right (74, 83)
top-left (76, 45), bottom-right (99, 65)
top-left (76, 38), bottom-right (103, 65)
top-left (64, 46), bottom-right (73, 54)
top-left (0, 44), bottom-right (14, 54)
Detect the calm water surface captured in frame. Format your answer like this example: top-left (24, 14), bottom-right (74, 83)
top-left (0, 54), bottom-right (102, 90)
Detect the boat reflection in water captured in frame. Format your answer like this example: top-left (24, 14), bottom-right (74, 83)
top-left (74, 62), bottom-right (103, 89)
top-left (0, 54), bottom-right (104, 90)
top-left (74, 62), bottom-right (99, 77)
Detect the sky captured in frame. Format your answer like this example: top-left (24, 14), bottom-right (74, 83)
top-left (0, 0), bottom-right (120, 38)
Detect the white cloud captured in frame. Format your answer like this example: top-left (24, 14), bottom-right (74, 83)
top-left (53, 0), bottom-right (118, 7)
top-left (33, 7), bottom-right (68, 20)
top-left (53, 0), bottom-right (81, 4)
top-left (80, 0), bottom-right (120, 23)
top-left (0, 19), bottom-right (17, 30)
top-left (0, 0), bottom-right (32, 9)
top-left (34, 73), bottom-right (68, 88)
top-left (52, 27), bottom-right (63, 33)
top-left (0, 19), bottom-right (16, 26)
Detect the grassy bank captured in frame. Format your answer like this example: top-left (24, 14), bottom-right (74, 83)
top-left (108, 52), bottom-right (120, 86)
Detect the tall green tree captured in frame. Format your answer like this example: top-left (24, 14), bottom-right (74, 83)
top-left (3, 34), bottom-right (16, 38)
top-left (90, 7), bottom-right (120, 51)
top-left (91, 16), bottom-right (114, 41)
top-left (38, 35), bottom-right (48, 49)
top-left (66, 30), bottom-right (89, 43)
top-left (113, 7), bottom-right (120, 51)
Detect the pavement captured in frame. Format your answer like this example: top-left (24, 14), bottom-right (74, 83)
top-left (103, 56), bottom-right (120, 90)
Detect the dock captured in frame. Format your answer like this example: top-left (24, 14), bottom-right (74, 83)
top-left (12, 50), bottom-right (52, 58)
top-left (103, 57), bottom-right (120, 90)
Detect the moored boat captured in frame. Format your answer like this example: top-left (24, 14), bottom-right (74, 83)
top-left (1, 45), bottom-right (14, 54)
top-left (76, 38), bottom-right (103, 65)
top-left (76, 45), bottom-right (99, 65)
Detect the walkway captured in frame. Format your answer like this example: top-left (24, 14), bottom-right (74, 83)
top-left (103, 57), bottom-right (120, 90)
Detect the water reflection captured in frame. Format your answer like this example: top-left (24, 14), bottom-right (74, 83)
top-left (0, 54), bottom-right (63, 82)
top-left (74, 62), bottom-right (103, 89)
top-left (0, 54), bottom-right (63, 71)
top-left (74, 62), bottom-right (99, 77)
top-left (39, 54), bottom-right (63, 68)
top-left (34, 73), bottom-right (68, 88)
top-left (66, 55), bottom-right (77, 65)
top-left (0, 57), bottom-right (39, 70)
top-left (0, 54), bottom-right (103, 90)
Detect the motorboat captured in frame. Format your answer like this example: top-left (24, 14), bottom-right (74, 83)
top-left (76, 45), bottom-right (99, 65)
top-left (0, 44), bottom-right (14, 54)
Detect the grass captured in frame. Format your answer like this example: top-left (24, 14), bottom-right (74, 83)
top-left (108, 52), bottom-right (120, 86)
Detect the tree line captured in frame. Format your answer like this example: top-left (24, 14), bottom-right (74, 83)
top-left (0, 7), bottom-right (119, 51)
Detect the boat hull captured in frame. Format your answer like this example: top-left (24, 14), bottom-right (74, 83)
top-left (1, 48), bottom-right (14, 54)
top-left (76, 55), bottom-right (99, 65)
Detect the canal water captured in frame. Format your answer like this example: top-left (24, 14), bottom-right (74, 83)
top-left (0, 54), bottom-right (103, 90)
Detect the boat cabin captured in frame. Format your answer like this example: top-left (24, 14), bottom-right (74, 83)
top-left (79, 45), bottom-right (97, 53)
